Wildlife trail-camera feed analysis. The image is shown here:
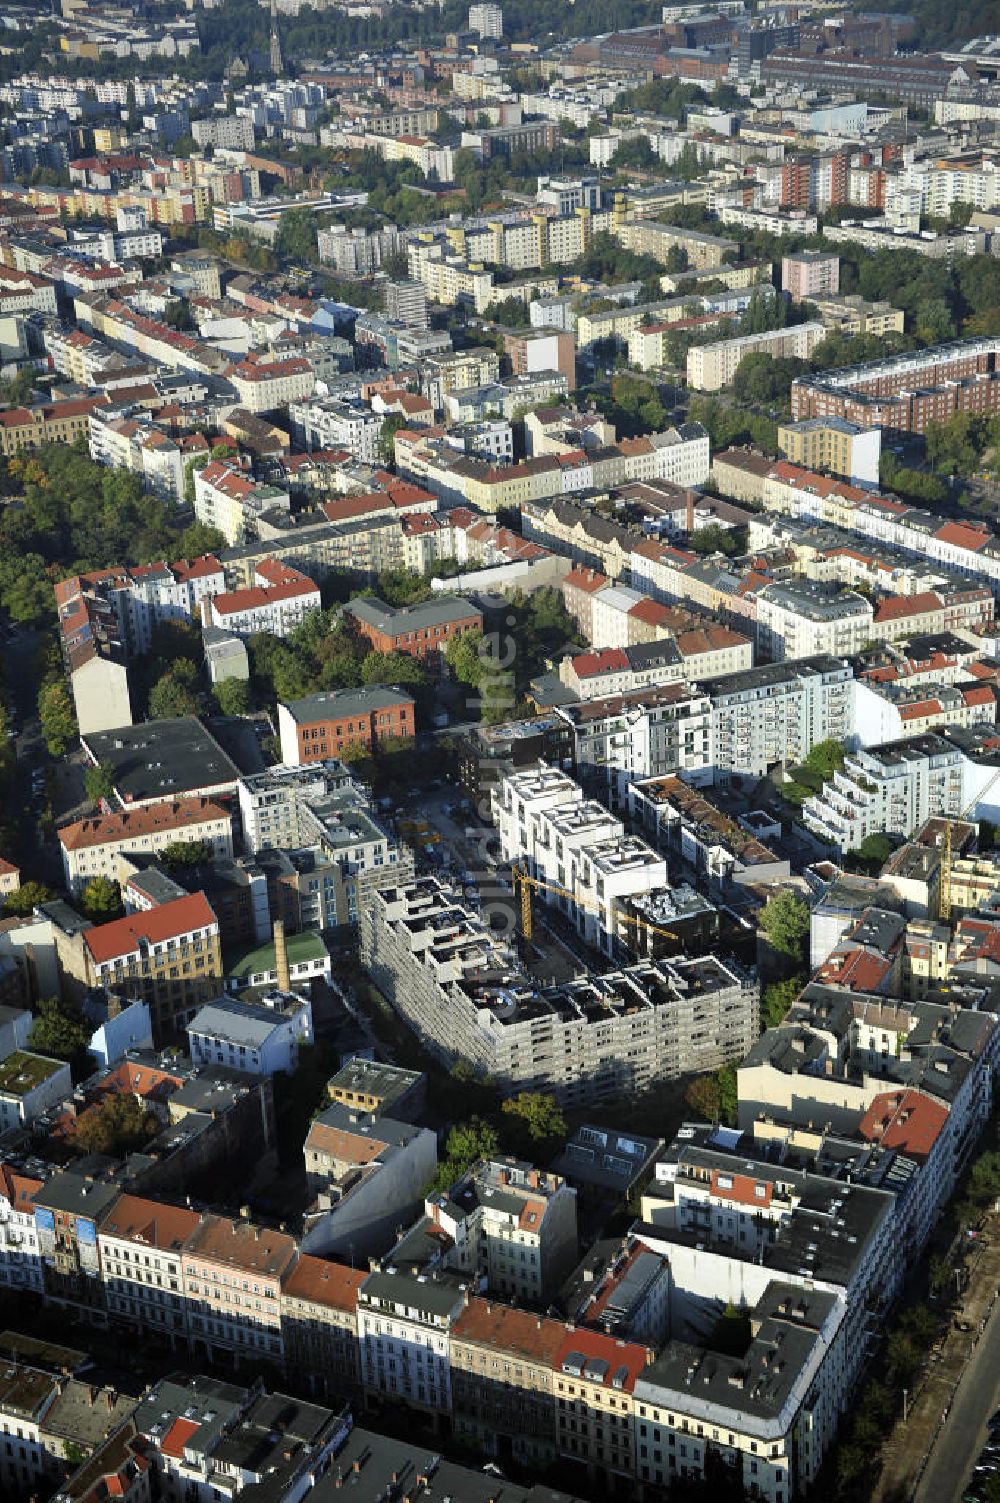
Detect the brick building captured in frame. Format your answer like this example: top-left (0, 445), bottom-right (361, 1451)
top-left (343, 594), bottom-right (482, 665)
top-left (277, 686), bottom-right (416, 764)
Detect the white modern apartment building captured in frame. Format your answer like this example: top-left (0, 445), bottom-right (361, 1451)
top-left (492, 764), bottom-right (667, 956)
top-left (803, 734), bottom-right (966, 852)
top-left (357, 1269), bottom-right (465, 1415)
top-left (755, 580), bottom-right (874, 662)
top-left (289, 396), bottom-right (383, 465)
top-left (709, 656), bottom-right (854, 782)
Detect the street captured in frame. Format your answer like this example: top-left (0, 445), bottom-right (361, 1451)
top-left (915, 1281), bottom-right (1000, 1503)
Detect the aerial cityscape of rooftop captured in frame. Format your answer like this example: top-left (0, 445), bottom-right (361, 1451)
top-left (0, 0), bottom-right (999, 1499)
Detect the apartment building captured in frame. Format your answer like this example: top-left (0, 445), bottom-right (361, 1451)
top-left (630, 777), bottom-right (790, 890)
top-left (776, 416), bottom-right (881, 487)
top-left (192, 461), bottom-right (290, 546)
top-left (708, 656), bottom-right (855, 782)
top-left (360, 877), bottom-right (758, 1104)
top-left (810, 295), bottom-right (905, 339)
top-left (687, 323), bottom-right (825, 392)
top-left (0, 1162), bottom-right (43, 1292)
top-left (59, 797), bottom-right (233, 893)
top-left (782, 250), bottom-right (840, 299)
top-left (426, 1157), bottom-right (577, 1304)
top-left (357, 1269), bottom-right (466, 1414)
top-left (0, 397), bottom-right (109, 458)
top-left (803, 734), bottom-right (966, 852)
top-left (280, 1256), bottom-right (364, 1403)
top-left (790, 336), bottom-right (1000, 435)
top-left (78, 892), bottom-right (223, 1037)
top-left (97, 1195), bottom-right (200, 1347)
top-left (204, 558), bottom-right (320, 639)
top-left (89, 411), bottom-right (185, 503)
top-left (289, 396), bottom-right (382, 464)
top-left (450, 1300), bottom-right (564, 1466)
top-left (182, 1214), bottom-right (297, 1363)
top-left (492, 765), bottom-right (668, 957)
top-left (755, 580), bottom-right (874, 661)
top-left (503, 327), bottom-right (577, 391)
top-left (277, 687), bottom-right (416, 764)
top-left (302, 1103), bottom-right (437, 1258)
top-left (230, 355), bottom-right (316, 415)
top-left (558, 683), bottom-right (715, 805)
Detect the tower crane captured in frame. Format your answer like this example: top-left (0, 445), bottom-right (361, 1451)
top-left (939, 759), bottom-right (1000, 921)
top-left (511, 863), bottom-right (681, 952)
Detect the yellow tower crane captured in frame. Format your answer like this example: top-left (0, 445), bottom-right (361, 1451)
top-left (512, 863), bottom-right (681, 951)
top-left (939, 760), bottom-right (1000, 921)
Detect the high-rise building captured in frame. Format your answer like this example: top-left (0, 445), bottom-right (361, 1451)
top-left (383, 278), bottom-right (428, 329)
top-left (468, 1), bottom-right (503, 36)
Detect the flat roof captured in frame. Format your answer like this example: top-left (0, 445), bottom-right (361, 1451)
top-left (82, 718), bottom-right (240, 804)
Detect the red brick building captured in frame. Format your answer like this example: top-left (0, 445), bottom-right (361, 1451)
top-left (278, 686), bottom-right (416, 764)
top-left (344, 594), bottom-right (483, 664)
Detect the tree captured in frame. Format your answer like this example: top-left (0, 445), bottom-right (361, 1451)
top-left (75, 1092), bottom-right (159, 1157)
top-left (759, 891), bottom-right (809, 962)
top-left (684, 1072), bottom-right (721, 1120)
top-left (148, 662), bottom-right (200, 719)
top-left (665, 244), bottom-right (688, 273)
top-left (801, 739), bottom-right (845, 780)
top-left (37, 678), bottom-right (77, 756)
top-left (378, 413), bottom-right (408, 466)
top-left (762, 976), bottom-right (804, 1031)
top-left (29, 995), bottom-right (88, 1060)
top-left (178, 519), bottom-right (225, 557)
top-left (161, 839), bottom-right (211, 868)
top-left (432, 1116), bottom-right (499, 1191)
top-left (276, 206), bottom-right (318, 264)
top-left (79, 876), bottom-right (123, 923)
top-left (716, 1064), bottom-right (738, 1127)
top-left (213, 677), bottom-right (251, 716)
top-left (84, 761), bottom-right (116, 806)
top-left (501, 1092), bottom-right (566, 1156)
top-left (688, 523), bottom-right (740, 557)
top-left (4, 880), bottom-right (52, 917)
top-left (847, 833), bottom-right (894, 874)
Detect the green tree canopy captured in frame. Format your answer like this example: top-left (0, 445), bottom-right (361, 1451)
top-left (37, 679), bottom-right (77, 756)
top-left (75, 1092), bottom-right (159, 1157)
top-left (501, 1092), bottom-right (566, 1157)
top-left (213, 677), bottom-right (251, 716)
top-left (84, 761), bottom-right (117, 806)
top-left (759, 891), bottom-right (810, 962)
top-left (29, 994), bottom-right (88, 1060)
top-left (432, 1116), bottom-right (499, 1192)
top-left (79, 876), bottom-right (123, 923)
top-left (762, 975), bottom-right (804, 1031)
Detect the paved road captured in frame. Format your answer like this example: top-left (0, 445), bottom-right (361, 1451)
top-left (915, 1288), bottom-right (1000, 1503)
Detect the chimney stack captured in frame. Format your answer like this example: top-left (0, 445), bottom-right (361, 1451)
top-left (273, 917), bottom-right (291, 992)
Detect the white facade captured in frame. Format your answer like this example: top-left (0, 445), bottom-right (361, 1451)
top-left (186, 993), bottom-right (314, 1077)
top-left (492, 765), bottom-right (667, 957)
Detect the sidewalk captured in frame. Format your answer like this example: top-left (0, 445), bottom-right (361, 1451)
top-left (876, 1224), bottom-right (1000, 1503)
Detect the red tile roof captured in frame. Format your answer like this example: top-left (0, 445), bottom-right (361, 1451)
top-left (857, 1089), bottom-right (947, 1160)
top-left (83, 893), bottom-right (217, 966)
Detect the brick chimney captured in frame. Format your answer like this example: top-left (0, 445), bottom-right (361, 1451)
top-left (273, 917), bottom-right (291, 992)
